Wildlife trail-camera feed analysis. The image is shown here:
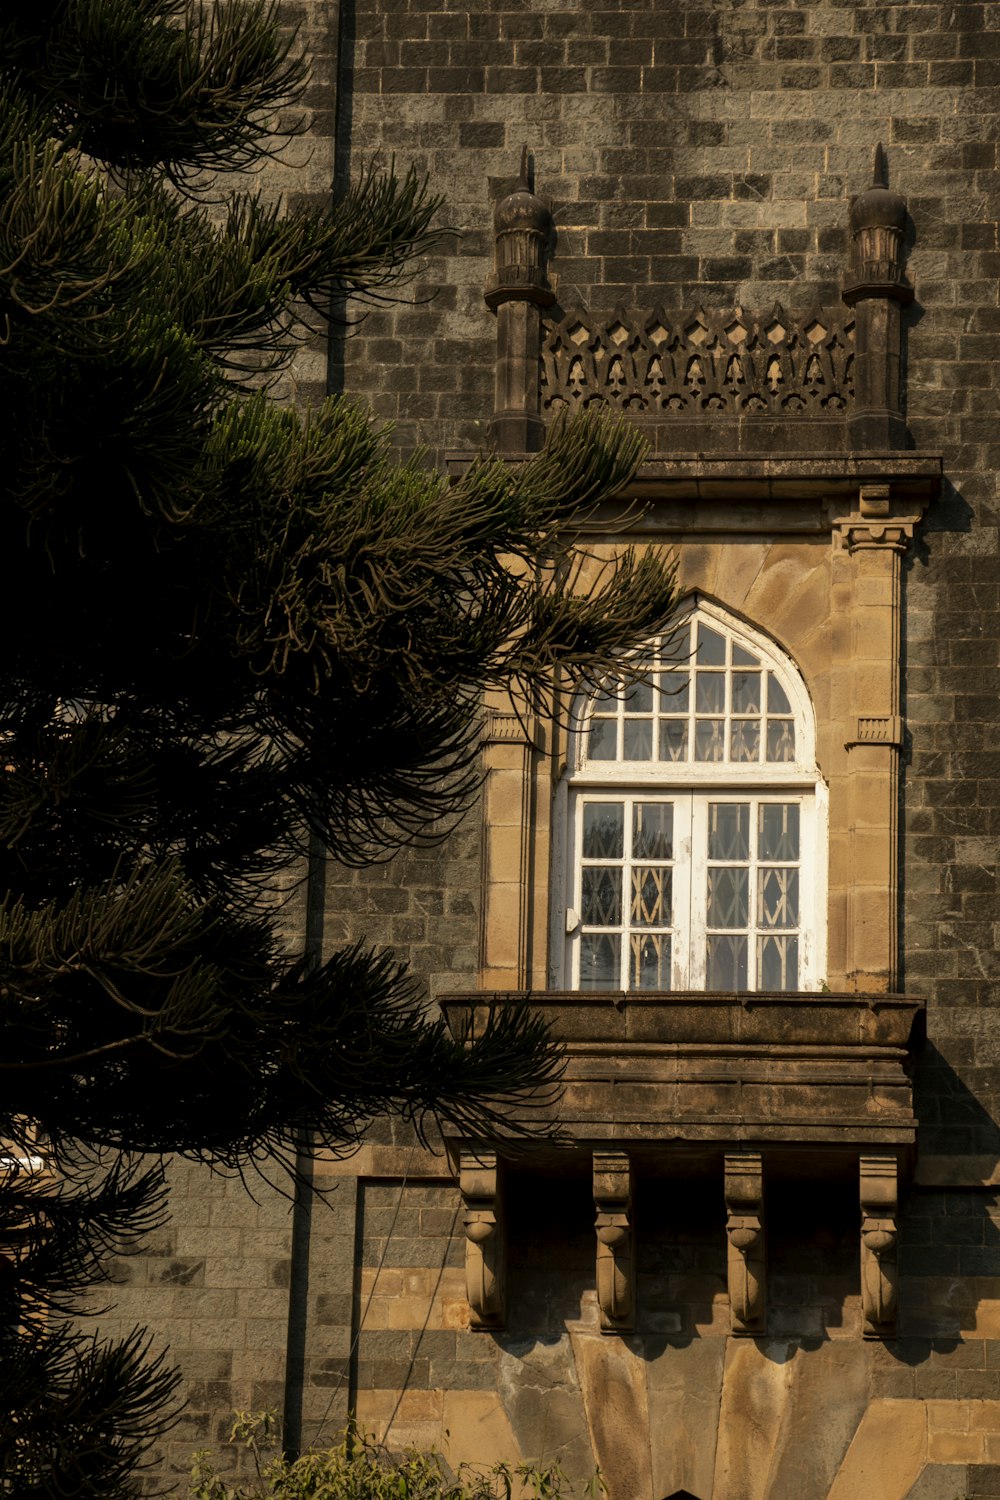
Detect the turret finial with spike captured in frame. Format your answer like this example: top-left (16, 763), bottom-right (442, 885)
top-left (873, 142), bottom-right (888, 189)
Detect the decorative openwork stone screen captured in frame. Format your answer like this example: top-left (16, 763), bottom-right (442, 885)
top-left (540, 304), bottom-right (855, 417)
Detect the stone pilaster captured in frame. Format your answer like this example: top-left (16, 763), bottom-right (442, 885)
top-left (832, 485), bottom-right (920, 990)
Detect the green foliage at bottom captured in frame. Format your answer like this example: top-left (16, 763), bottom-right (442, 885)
top-left (190, 1412), bottom-right (606, 1500)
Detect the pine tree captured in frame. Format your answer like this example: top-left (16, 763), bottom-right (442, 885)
top-left (0, 2), bottom-right (677, 1492)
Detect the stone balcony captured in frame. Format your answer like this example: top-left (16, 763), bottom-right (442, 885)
top-left (440, 990), bottom-right (925, 1337)
top-left (439, 990), bottom-right (924, 1156)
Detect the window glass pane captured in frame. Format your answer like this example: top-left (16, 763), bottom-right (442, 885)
top-left (767, 674), bottom-right (791, 714)
top-left (708, 803), bottom-right (750, 860)
top-left (622, 718), bottom-right (653, 760)
top-left (707, 867), bottom-right (749, 928)
top-left (631, 866), bottom-right (673, 927)
top-left (732, 643), bottom-right (759, 667)
top-left (730, 720), bottom-right (760, 762)
top-left (588, 717), bottom-right (617, 760)
top-left (631, 933), bottom-right (671, 990)
top-left (593, 681), bottom-right (620, 712)
top-left (582, 803), bottom-right (624, 858)
top-left (759, 803), bottom-right (799, 860)
top-left (695, 718), bottom-right (725, 761)
top-left (633, 802), bottom-right (673, 859)
top-left (695, 671), bottom-right (725, 712)
top-left (731, 671), bottom-right (762, 714)
top-left (766, 719), bottom-right (796, 762)
top-left (707, 934), bottom-right (748, 990)
top-left (582, 867), bottom-right (622, 926)
top-left (697, 623), bottom-right (726, 665)
top-left (659, 719), bottom-right (688, 762)
top-left (623, 679), bottom-right (653, 713)
top-left (758, 934), bottom-right (798, 991)
top-left (759, 868), bottom-right (799, 928)
top-left (660, 671), bottom-right (689, 713)
top-left (580, 933), bottom-right (620, 990)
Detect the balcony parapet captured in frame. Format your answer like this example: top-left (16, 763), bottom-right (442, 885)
top-left (440, 990), bottom-right (923, 1152)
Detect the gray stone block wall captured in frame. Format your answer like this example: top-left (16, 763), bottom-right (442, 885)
top-left (96, 1159), bottom-right (295, 1488)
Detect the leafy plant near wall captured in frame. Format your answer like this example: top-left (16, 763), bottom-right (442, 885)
top-left (190, 1413), bottom-right (607, 1500)
top-left (0, 0), bottom-right (677, 1493)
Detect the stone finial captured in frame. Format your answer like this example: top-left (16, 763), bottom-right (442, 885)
top-left (860, 1155), bottom-right (899, 1337)
top-left (460, 1150), bottom-right (505, 1328)
top-left (485, 145), bottom-right (554, 312)
top-left (593, 1151), bottom-right (634, 1333)
top-left (842, 145), bottom-right (912, 448)
top-left (844, 144), bottom-right (912, 303)
top-left (485, 148), bottom-right (553, 451)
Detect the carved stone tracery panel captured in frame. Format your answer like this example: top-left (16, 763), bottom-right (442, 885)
top-left (540, 303), bottom-right (855, 418)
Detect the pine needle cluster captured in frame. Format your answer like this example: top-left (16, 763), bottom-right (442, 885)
top-left (0, 2), bottom-right (677, 1493)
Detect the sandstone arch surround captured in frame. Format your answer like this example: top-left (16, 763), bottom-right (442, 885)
top-left (475, 459), bottom-right (939, 1000)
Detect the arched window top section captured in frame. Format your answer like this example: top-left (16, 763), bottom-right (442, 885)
top-left (572, 598), bottom-right (817, 780)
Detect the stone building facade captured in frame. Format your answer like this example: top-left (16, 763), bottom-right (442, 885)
top-left (102, 3), bottom-right (1000, 1497)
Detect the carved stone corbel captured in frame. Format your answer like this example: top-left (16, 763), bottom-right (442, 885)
top-left (860, 1155), bottom-right (898, 1337)
top-left (460, 1150), bottom-right (505, 1329)
top-left (593, 1151), bottom-right (633, 1334)
top-left (725, 1153), bottom-right (766, 1336)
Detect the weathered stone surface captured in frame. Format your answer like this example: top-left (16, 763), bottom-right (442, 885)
top-left (570, 1333), bottom-right (652, 1500)
top-left (496, 1337), bottom-right (595, 1488)
top-left (645, 1338), bottom-right (727, 1500)
top-left (440, 1390), bottom-right (522, 1476)
top-left (905, 1468), bottom-right (973, 1500)
top-left (712, 1339), bottom-right (799, 1500)
top-left (827, 1398), bottom-right (927, 1500)
top-left (764, 1341), bottom-right (870, 1498)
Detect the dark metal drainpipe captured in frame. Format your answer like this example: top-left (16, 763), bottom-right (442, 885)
top-left (282, 0), bottom-right (353, 1458)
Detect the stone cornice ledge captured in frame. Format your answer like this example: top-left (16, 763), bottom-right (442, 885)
top-left (445, 450), bottom-right (942, 507)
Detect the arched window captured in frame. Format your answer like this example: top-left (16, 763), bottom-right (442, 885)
top-left (557, 599), bottom-right (826, 994)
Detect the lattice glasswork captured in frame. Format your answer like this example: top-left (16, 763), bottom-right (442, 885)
top-left (707, 934), bottom-right (749, 990)
top-left (572, 610), bottom-right (814, 994)
top-left (580, 933), bottom-right (620, 990)
top-left (577, 796), bottom-right (676, 991)
top-left (582, 803), bottom-right (624, 859)
top-left (703, 799), bottom-right (801, 993)
top-left (582, 867), bottom-right (622, 927)
top-left (583, 615), bottom-right (800, 768)
top-left (631, 933), bottom-right (671, 989)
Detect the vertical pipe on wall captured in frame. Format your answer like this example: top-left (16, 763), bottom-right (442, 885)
top-left (283, 0), bottom-right (349, 1459)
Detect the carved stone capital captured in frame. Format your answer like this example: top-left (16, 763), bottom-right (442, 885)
top-left (460, 1150), bottom-right (505, 1329)
top-left (834, 493), bottom-right (920, 553)
top-left (593, 1150), bottom-right (633, 1334)
top-left (725, 1153), bottom-right (766, 1336)
top-left (860, 1155), bottom-right (898, 1337)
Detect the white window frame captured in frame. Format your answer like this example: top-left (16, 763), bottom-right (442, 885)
top-left (550, 598), bottom-right (828, 993)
